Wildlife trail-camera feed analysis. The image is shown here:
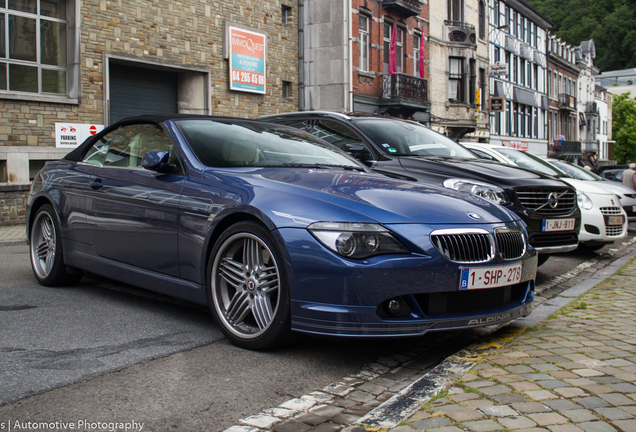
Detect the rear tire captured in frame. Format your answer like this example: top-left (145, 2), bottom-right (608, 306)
top-left (30, 204), bottom-right (83, 287)
top-left (207, 221), bottom-right (294, 350)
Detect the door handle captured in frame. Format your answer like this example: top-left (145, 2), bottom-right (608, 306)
top-left (89, 179), bottom-right (104, 189)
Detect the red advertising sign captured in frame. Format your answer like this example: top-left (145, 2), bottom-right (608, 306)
top-left (502, 141), bottom-right (529, 151)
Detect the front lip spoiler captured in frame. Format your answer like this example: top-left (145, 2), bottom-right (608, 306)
top-left (533, 244), bottom-right (579, 254)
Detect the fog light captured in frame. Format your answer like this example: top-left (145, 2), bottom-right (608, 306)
top-left (387, 299), bottom-right (401, 313)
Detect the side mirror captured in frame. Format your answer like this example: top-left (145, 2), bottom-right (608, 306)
top-left (343, 142), bottom-right (376, 165)
top-left (141, 150), bottom-right (174, 173)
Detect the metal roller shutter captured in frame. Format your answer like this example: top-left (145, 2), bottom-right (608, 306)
top-left (109, 63), bottom-right (178, 124)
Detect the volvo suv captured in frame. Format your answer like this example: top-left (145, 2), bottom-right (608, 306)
top-left (259, 112), bottom-right (581, 264)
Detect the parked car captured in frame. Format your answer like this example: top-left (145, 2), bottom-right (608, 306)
top-left (259, 112), bottom-right (581, 265)
top-left (546, 159), bottom-right (636, 223)
top-left (27, 115), bottom-right (537, 350)
top-left (595, 165), bottom-right (628, 182)
top-left (462, 143), bottom-right (628, 251)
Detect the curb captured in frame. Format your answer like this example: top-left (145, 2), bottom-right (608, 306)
top-left (0, 239), bottom-right (27, 246)
top-left (343, 248), bottom-right (636, 431)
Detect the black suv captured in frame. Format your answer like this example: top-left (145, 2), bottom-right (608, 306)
top-left (260, 112), bottom-right (581, 264)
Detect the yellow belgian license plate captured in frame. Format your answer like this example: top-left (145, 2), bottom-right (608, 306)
top-left (459, 262), bottom-right (523, 290)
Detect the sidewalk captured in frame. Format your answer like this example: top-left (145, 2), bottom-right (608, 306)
top-left (0, 223), bottom-right (27, 245)
top-left (346, 251), bottom-right (636, 432)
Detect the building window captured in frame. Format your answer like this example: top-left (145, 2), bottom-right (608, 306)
top-left (1, 0), bottom-right (70, 94)
top-left (383, 22), bottom-right (403, 74)
top-left (414, 31), bottom-right (422, 77)
top-left (469, 59), bottom-right (476, 105)
top-left (505, 51), bottom-right (511, 81)
top-left (478, 1), bottom-right (485, 40)
top-left (448, 57), bottom-right (464, 103)
top-left (494, 1), bottom-right (500, 27)
top-left (534, 64), bottom-right (538, 90)
top-left (359, 14), bottom-right (370, 72)
top-left (448, 0), bottom-right (463, 22)
top-left (506, 100), bottom-right (511, 135)
top-left (282, 81), bottom-right (291, 100)
top-left (513, 55), bottom-right (518, 84)
top-left (282, 5), bottom-right (292, 25)
top-left (519, 59), bottom-right (525, 86)
top-left (520, 16), bottom-right (525, 41)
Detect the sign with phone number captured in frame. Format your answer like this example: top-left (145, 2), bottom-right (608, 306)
top-left (229, 26), bottom-right (267, 94)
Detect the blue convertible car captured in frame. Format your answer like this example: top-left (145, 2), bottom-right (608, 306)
top-left (27, 115), bottom-right (537, 349)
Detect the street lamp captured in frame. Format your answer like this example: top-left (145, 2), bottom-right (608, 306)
top-left (489, 24), bottom-right (510, 38)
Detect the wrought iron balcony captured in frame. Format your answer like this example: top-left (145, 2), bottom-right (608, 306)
top-left (558, 94), bottom-right (576, 111)
top-left (549, 140), bottom-right (581, 155)
top-left (445, 20), bottom-right (476, 44)
top-left (383, 0), bottom-right (422, 17)
top-left (585, 101), bottom-right (598, 114)
top-left (382, 73), bottom-right (428, 103)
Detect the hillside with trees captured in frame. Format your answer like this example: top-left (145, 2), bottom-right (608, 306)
top-left (524, 0), bottom-right (636, 72)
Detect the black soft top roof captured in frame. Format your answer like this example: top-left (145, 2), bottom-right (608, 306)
top-left (63, 113), bottom-right (253, 162)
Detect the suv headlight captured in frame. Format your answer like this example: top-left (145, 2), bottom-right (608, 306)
top-left (308, 222), bottom-right (409, 259)
top-left (577, 192), bottom-right (593, 210)
top-left (443, 179), bottom-right (510, 205)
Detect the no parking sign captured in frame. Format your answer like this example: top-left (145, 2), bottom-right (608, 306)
top-left (55, 123), bottom-right (104, 148)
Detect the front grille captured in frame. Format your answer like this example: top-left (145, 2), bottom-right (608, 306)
top-left (431, 229), bottom-right (493, 263)
top-left (414, 282), bottom-right (528, 316)
top-left (600, 206), bottom-right (623, 215)
top-left (495, 229), bottom-right (525, 260)
top-left (515, 188), bottom-right (577, 215)
top-left (529, 231), bottom-right (578, 248)
top-left (600, 207), bottom-right (626, 237)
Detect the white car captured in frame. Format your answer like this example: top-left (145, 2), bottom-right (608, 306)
top-left (546, 159), bottom-right (636, 223)
top-left (463, 143), bottom-right (629, 250)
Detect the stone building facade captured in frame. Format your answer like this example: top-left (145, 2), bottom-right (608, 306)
top-left (428, 0), bottom-right (490, 140)
top-left (299, 0), bottom-right (430, 122)
top-left (0, 0), bottom-right (299, 187)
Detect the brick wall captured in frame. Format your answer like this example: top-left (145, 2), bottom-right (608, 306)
top-left (0, 186), bottom-right (30, 226)
top-left (0, 0), bottom-right (299, 149)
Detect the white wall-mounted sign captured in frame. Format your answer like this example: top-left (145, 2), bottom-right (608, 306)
top-left (55, 123), bottom-right (104, 148)
top-left (490, 62), bottom-right (508, 76)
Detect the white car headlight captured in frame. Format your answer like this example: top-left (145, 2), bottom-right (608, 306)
top-left (577, 192), bottom-right (593, 210)
top-left (443, 178), bottom-right (510, 205)
top-left (308, 222), bottom-right (409, 259)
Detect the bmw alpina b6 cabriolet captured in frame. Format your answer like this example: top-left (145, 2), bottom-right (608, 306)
top-left (28, 115), bottom-right (537, 349)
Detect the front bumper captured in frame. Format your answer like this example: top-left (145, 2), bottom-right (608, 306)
top-left (278, 221), bottom-right (537, 338)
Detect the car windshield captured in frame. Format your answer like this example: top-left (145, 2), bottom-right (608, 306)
top-left (548, 159), bottom-right (603, 181)
top-left (354, 119), bottom-right (477, 158)
top-left (495, 147), bottom-right (568, 177)
top-left (176, 120), bottom-right (366, 170)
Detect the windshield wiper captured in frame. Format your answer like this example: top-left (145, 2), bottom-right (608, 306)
top-left (281, 163), bottom-right (366, 171)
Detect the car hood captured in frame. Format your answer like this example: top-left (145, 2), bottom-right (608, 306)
top-left (398, 156), bottom-right (571, 188)
top-left (591, 180), bottom-right (636, 196)
top-left (204, 168), bottom-right (518, 226)
top-left (558, 178), bottom-right (619, 195)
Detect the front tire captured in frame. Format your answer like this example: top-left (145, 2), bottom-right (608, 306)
top-left (30, 204), bottom-right (82, 286)
top-left (208, 221), bottom-right (294, 350)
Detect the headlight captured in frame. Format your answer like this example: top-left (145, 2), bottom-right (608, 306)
top-left (308, 222), bottom-right (409, 259)
top-left (577, 192), bottom-right (593, 210)
top-left (443, 178), bottom-right (510, 205)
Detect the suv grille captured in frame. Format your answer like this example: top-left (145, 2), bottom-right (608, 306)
top-left (431, 229), bottom-right (493, 263)
top-left (496, 229), bottom-right (526, 260)
top-left (515, 188), bottom-right (577, 215)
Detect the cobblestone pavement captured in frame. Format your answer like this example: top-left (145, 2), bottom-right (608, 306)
top-left (363, 250), bottom-right (636, 432)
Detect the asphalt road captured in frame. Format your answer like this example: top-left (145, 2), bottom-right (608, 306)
top-left (1, 226), bottom-right (634, 430)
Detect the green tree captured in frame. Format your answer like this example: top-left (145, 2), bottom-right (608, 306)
top-left (612, 93), bottom-right (636, 163)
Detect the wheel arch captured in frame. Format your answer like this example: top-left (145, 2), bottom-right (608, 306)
top-left (27, 195), bottom-right (55, 243)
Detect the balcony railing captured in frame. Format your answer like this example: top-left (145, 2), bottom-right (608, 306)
top-left (382, 73), bottom-right (428, 103)
top-left (445, 20), bottom-right (476, 44)
top-left (558, 94), bottom-right (576, 111)
top-left (383, 0), bottom-right (422, 17)
top-left (585, 102), bottom-right (598, 114)
top-left (549, 140), bottom-right (581, 155)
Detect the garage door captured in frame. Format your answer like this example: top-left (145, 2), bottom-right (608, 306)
top-left (109, 63), bottom-right (178, 124)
